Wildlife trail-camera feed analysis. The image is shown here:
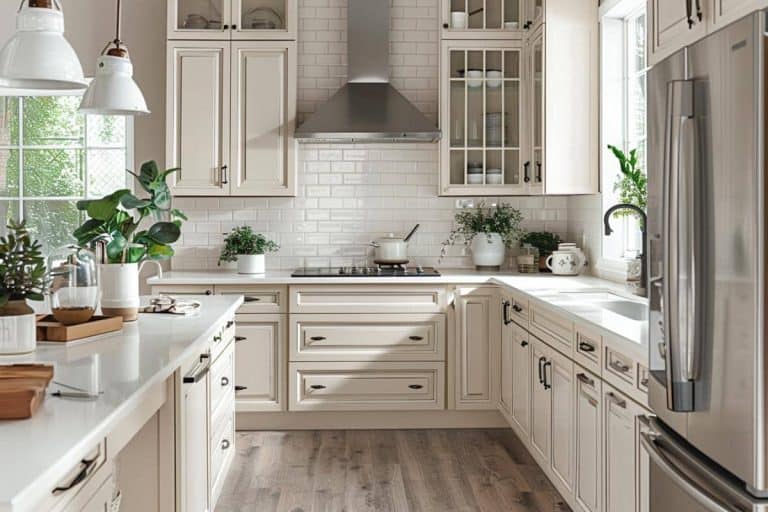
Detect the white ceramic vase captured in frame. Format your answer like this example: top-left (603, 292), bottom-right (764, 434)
top-left (471, 233), bottom-right (507, 269)
top-left (100, 261), bottom-right (162, 321)
top-left (0, 301), bottom-right (36, 355)
top-left (237, 254), bottom-right (265, 274)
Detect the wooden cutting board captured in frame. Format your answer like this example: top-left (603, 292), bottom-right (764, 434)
top-left (0, 365), bottom-right (54, 420)
top-left (36, 315), bottom-right (123, 342)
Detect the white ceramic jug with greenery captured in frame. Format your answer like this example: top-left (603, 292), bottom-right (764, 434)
top-left (73, 161), bottom-right (185, 321)
top-left (0, 220), bottom-right (46, 355)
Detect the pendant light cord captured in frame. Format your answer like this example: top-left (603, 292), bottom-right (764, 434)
top-left (113, 0), bottom-right (122, 47)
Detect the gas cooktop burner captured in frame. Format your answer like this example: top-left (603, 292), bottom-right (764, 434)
top-left (291, 266), bottom-right (441, 277)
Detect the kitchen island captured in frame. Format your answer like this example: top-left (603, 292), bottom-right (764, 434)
top-left (0, 295), bottom-right (242, 512)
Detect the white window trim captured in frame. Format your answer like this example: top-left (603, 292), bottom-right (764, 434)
top-left (596, 0), bottom-right (646, 281)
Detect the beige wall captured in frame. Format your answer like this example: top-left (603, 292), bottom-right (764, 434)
top-left (0, 0), bottom-right (167, 167)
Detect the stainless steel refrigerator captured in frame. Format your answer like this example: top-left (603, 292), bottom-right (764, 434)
top-left (645, 9), bottom-right (768, 512)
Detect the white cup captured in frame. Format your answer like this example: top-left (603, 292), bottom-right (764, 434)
top-left (546, 251), bottom-right (582, 276)
top-left (451, 11), bottom-right (467, 28)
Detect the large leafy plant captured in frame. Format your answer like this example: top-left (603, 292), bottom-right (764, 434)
top-left (73, 161), bottom-right (187, 264)
top-left (608, 145), bottom-right (647, 214)
top-left (219, 226), bottom-right (279, 264)
top-left (0, 220), bottom-right (46, 307)
top-left (441, 203), bottom-right (524, 259)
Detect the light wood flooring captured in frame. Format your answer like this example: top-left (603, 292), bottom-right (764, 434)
top-left (216, 429), bottom-right (571, 512)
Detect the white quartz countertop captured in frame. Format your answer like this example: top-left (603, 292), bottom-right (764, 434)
top-left (149, 270), bottom-right (648, 353)
top-left (0, 295), bottom-right (243, 512)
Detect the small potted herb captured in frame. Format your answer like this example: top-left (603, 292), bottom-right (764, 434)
top-left (608, 145), bottom-right (647, 215)
top-left (441, 203), bottom-right (524, 270)
top-left (521, 231), bottom-right (563, 271)
top-left (219, 226), bottom-right (279, 275)
top-left (0, 220), bottom-right (46, 354)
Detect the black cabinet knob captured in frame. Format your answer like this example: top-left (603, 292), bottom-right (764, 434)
top-left (310, 385), bottom-right (326, 390)
top-left (409, 384), bottom-right (424, 390)
top-left (443, 23), bottom-right (449, 28)
top-left (310, 336), bottom-right (327, 342)
top-left (221, 377), bottom-right (230, 387)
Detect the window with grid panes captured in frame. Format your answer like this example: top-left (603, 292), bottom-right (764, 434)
top-left (0, 95), bottom-right (133, 254)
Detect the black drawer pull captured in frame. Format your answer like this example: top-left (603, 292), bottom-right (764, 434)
top-left (310, 385), bottom-right (326, 390)
top-left (226, 320), bottom-right (234, 329)
top-left (310, 336), bottom-right (327, 342)
top-left (610, 360), bottom-right (631, 373)
top-left (213, 334), bottom-right (222, 343)
top-left (579, 342), bottom-right (596, 353)
top-left (52, 455), bottom-right (99, 495)
top-left (409, 336), bottom-right (424, 341)
top-left (221, 439), bottom-right (231, 450)
top-left (576, 373), bottom-right (595, 387)
top-left (408, 384), bottom-right (423, 390)
top-left (221, 377), bottom-right (230, 387)
top-left (235, 385), bottom-right (247, 392)
top-left (521, 340), bottom-right (529, 347)
top-left (235, 336), bottom-right (247, 343)
top-left (205, 290), bottom-right (212, 295)
top-left (244, 296), bottom-right (262, 303)
top-left (512, 304), bottom-right (523, 313)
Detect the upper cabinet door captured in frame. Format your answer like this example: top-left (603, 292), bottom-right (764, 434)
top-left (527, 27), bottom-right (544, 194)
top-left (440, 40), bottom-right (529, 196)
top-left (649, 0), bottom-right (707, 65)
top-left (711, 0), bottom-right (767, 28)
top-left (169, 0), bottom-right (232, 39)
top-left (233, 0), bottom-right (298, 40)
top-left (230, 41), bottom-right (297, 197)
top-left (441, 0), bottom-right (526, 39)
top-left (167, 42), bottom-right (231, 196)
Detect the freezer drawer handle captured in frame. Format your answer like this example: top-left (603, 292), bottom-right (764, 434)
top-left (639, 433), bottom-right (731, 512)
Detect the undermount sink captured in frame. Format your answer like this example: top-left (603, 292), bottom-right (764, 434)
top-left (596, 300), bottom-right (648, 321)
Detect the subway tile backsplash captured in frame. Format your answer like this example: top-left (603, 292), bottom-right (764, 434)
top-left (172, 144), bottom-right (571, 270)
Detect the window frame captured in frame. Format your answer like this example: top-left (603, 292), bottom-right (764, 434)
top-left (598, 0), bottom-right (647, 276)
top-left (0, 95), bottom-right (134, 250)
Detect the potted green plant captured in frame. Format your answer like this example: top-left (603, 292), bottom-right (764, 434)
top-left (219, 226), bottom-right (279, 274)
top-left (521, 231), bottom-right (563, 271)
top-left (0, 220), bottom-right (46, 354)
top-left (441, 203), bottom-right (524, 270)
top-left (607, 145), bottom-right (647, 214)
top-left (73, 161), bottom-right (187, 321)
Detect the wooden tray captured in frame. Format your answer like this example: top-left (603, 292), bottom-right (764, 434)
top-left (0, 364), bottom-right (54, 420)
top-left (36, 315), bottom-right (123, 342)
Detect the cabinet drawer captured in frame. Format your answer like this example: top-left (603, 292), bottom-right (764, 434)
top-left (605, 348), bottom-right (634, 384)
top-left (210, 318), bottom-right (235, 363)
top-left (289, 314), bottom-right (446, 362)
top-left (509, 293), bottom-right (529, 327)
top-left (290, 285), bottom-right (448, 313)
top-left (574, 325), bottom-right (602, 374)
top-left (530, 304), bottom-right (574, 353)
top-left (38, 440), bottom-right (108, 512)
top-left (289, 362), bottom-right (445, 411)
top-left (218, 285), bottom-right (286, 313)
top-left (637, 363), bottom-right (650, 393)
top-left (210, 343), bottom-right (234, 416)
top-left (210, 404), bottom-right (235, 505)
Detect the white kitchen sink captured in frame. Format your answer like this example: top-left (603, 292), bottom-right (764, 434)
top-left (559, 290), bottom-right (649, 321)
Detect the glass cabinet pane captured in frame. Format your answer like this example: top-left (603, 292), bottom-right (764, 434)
top-left (450, 151), bottom-right (466, 185)
top-left (240, 0), bottom-right (287, 31)
top-left (175, 0), bottom-right (226, 30)
top-left (533, 37), bottom-right (544, 183)
top-left (449, 0), bottom-right (523, 30)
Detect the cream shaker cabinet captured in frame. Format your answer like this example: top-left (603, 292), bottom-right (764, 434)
top-left (548, 346), bottom-right (575, 500)
top-left (499, 299), bottom-right (515, 417)
top-left (529, 337), bottom-right (551, 463)
top-left (233, 315), bottom-right (286, 412)
top-left (166, 40), bottom-right (297, 197)
top-left (711, 0), bottom-right (768, 27)
top-left (510, 322), bottom-right (532, 438)
top-left (574, 368), bottom-right (602, 512)
top-left (179, 352), bottom-right (211, 512)
top-left (454, 287), bottom-right (501, 410)
top-left (168, 0), bottom-right (298, 41)
top-left (649, 0), bottom-right (707, 65)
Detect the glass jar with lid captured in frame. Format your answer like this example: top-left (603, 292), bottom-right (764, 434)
top-left (48, 245), bottom-right (99, 325)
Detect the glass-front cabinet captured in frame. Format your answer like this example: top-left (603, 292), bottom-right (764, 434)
top-left (528, 27), bottom-right (544, 194)
top-left (168, 0), bottom-right (297, 40)
top-left (441, 0), bottom-right (544, 38)
top-left (440, 41), bottom-right (528, 195)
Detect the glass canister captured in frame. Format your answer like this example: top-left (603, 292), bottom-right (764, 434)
top-left (517, 244), bottom-right (540, 274)
top-left (48, 245), bottom-right (99, 325)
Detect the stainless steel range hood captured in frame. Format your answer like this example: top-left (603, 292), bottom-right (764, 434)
top-left (294, 0), bottom-right (441, 143)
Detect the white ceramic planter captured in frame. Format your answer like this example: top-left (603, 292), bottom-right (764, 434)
top-left (100, 261), bottom-right (162, 321)
top-left (237, 254), bottom-right (265, 274)
top-left (0, 311), bottom-right (36, 355)
top-left (471, 233), bottom-right (507, 269)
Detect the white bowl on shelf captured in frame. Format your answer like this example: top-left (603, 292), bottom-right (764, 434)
top-left (467, 174), bottom-right (484, 185)
top-left (486, 169), bottom-right (503, 185)
top-left (486, 70), bottom-right (502, 88)
top-left (504, 21), bottom-right (520, 30)
top-left (462, 69), bottom-right (483, 88)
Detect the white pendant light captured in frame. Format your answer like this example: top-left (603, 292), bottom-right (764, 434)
top-left (79, 0), bottom-right (149, 115)
top-left (0, 0), bottom-right (87, 93)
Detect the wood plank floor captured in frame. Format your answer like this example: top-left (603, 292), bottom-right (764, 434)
top-left (216, 429), bottom-right (571, 512)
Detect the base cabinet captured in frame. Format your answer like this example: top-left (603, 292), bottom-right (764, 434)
top-left (234, 315), bottom-right (286, 411)
top-left (574, 368), bottom-right (602, 512)
top-left (530, 337), bottom-right (551, 463)
top-left (549, 348), bottom-right (575, 499)
top-left (179, 353), bottom-right (211, 512)
top-left (510, 323), bottom-right (532, 438)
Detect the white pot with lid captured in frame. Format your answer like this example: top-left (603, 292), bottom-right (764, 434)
top-left (370, 224), bottom-right (419, 265)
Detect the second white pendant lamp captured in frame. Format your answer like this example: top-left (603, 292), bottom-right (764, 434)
top-left (0, 0), bottom-right (87, 92)
top-left (79, 0), bottom-right (149, 115)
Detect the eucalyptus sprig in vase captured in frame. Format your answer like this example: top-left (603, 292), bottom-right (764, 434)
top-left (441, 203), bottom-right (524, 270)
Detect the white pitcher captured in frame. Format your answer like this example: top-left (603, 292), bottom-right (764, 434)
top-left (546, 250), bottom-right (584, 276)
top-left (100, 261), bottom-right (162, 321)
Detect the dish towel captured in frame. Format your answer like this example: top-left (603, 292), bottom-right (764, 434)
top-left (142, 295), bottom-right (201, 315)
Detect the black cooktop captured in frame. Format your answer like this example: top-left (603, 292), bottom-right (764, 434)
top-left (291, 266), bottom-right (441, 277)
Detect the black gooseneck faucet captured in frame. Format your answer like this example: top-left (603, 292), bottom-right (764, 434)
top-left (603, 204), bottom-right (647, 298)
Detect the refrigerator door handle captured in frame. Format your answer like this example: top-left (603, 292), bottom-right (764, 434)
top-left (662, 79), bottom-right (696, 412)
top-left (640, 432), bottom-right (731, 512)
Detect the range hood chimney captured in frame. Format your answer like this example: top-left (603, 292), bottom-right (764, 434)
top-left (294, 0), bottom-right (441, 143)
